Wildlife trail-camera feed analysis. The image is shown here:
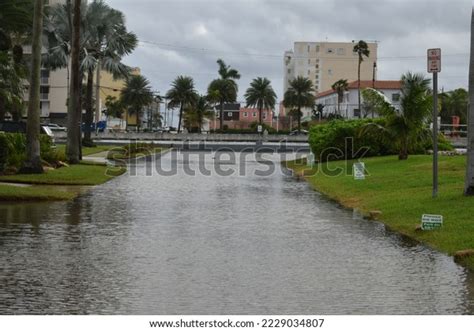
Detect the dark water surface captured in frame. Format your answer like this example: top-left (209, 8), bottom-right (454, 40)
top-left (1, 151), bottom-right (473, 314)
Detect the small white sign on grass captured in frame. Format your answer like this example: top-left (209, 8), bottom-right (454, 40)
top-left (353, 162), bottom-right (365, 180)
top-left (422, 214), bottom-right (443, 231)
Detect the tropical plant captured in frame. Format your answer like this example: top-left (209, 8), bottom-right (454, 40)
top-left (331, 79), bottom-right (348, 116)
top-left (283, 76), bottom-right (315, 133)
top-left (361, 72), bottom-right (432, 160)
top-left (44, 0), bottom-right (137, 146)
top-left (104, 95), bottom-right (125, 126)
top-left (440, 88), bottom-right (468, 124)
top-left (244, 77), bottom-right (277, 125)
top-left (120, 75), bottom-right (154, 132)
top-left (353, 40), bottom-right (370, 113)
top-left (207, 59), bottom-right (240, 131)
top-left (466, 9), bottom-right (474, 196)
top-left (165, 76), bottom-right (198, 133)
top-left (361, 88), bottom-right (393, 119)
top-left (183, 95), bottom-right (213, 133)
top-left (20, 0), bottom-right (44, 173)
top-left (312, 103), bottom-right (325, 121)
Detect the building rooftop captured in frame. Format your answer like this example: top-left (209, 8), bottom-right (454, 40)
top-left (316, 80), bottom-right (402, 98)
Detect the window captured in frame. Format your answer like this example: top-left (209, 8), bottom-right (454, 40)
top-left (316, 45), bottom-right (320, 52)
top-left (308, 59), bottom-right (311, 65)
top-left (308, 70), bottom-right (311, 75)
top-left (315, 74), bottom-right (319, 79)
top-left (392, 93), bottom-right (401, 102)
top-left (287, 69), bottom-right (291, 74)
top-left (252, 112), bottom-right (257, 117)
top-left (328, 69), bottom-right (333, 75)
top-left (40, 86), bottom-right (49, 100)
top-left (307, 44), bottom-right (311, 52)
top-left (315, 64), bottom-right (319, 69)
top-left (263, 112), bottom-right (267, 119)
top-left (243, 112), bottom-right (248, 117)
top-left (327, 48), bottom-right (334, 54)
top-left (337, 48), bottom-right (345, 55)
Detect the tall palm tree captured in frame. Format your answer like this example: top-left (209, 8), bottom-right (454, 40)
top-left (44, 0), bottom-right (137, 146)
top-left (361, 72), bottom-right (432, 160)
top-left (184, 95), bottom-right (213, 133)
top-left (65, 0), bottom-right (82, 164)
top-left (331, 79), bottom-right (348, 117)
top-left (21, 0), bottom-right (43, 173)
top-left (121, 75), bottom-right (153, 132)
top-left (353, 40), bottom-right (370, 114)
top-left (465, 8), bottom-right (474, 195)
top-left (207, 59), bottom-right (240, 131)
top-left (165, 76), bottom-right (198, 133)
top-left (244, 77), bottom-right (277, 125)
top-left (283, 76), bottom-right (315, 133)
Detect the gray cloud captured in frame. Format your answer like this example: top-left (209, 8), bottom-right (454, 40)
top-left (106, 0), bottom-right (472, 100)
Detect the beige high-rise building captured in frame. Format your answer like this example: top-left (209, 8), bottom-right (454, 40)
top-left (284, 41), bottom-right (378, 96)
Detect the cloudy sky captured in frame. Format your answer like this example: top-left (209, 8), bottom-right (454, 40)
top-left (106, 0), bottom-right (472, 102)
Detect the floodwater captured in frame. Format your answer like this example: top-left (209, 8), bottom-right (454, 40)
top-left (0, 151), bottom-right (473, 314)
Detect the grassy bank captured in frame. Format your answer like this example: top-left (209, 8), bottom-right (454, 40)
top-left (286, 155), bottom-right (474, 269)
top-left (0, 163), bottom-right (126, 186)
top-left (0, 184), bottom-right (76, 201)
top-left (56, 144), bottom-right (115, 156)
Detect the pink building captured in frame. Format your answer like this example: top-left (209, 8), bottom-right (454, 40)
top-left (239, 107), bottom-right (273, 127)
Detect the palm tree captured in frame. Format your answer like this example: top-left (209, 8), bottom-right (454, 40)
top-left (244, 77), bottom-right (277, 125)
top-left (465, 8), bottom-right (474, 195)
top-left (184, 95), bottom-right (213, 133)
top-left (331, 79), bottom-right (348, 117)
top-left (361, 72), bottom-right (432, 160)
top-left (283, 76), bottom-right (315, 133)
top-left (44, 0), bottom-right (137, 146)
top-left (353, 40), bottom-right (370, 114)
top-left (121, 75), bottom-right (153, 132)
top-left (440, 88), bottom-right (468, 124)
top-left (165, 76), bottom-right (198, 133)
top-left (21, 0), bottom-right (43, 173)
top-left (207, 59), bottom-right (240, 131)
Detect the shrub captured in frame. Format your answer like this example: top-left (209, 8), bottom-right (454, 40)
top-left (309, 119), bottom-right (395, 161)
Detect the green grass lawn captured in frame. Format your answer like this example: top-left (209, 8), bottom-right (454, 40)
top-left (56, 144), bottom-right (115, 156)
top-left (0, 163), bottom-right (126, 186)
top-left (286, 155), bottom-right (474, 269)
top-left (0, 184), bottom-right (76, 201)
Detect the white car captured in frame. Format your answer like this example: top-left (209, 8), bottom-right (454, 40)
top-left (47, 123), bottom-right (67, 132)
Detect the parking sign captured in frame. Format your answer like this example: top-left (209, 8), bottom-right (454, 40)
top-left (427, 49), bottom-right (441, 73)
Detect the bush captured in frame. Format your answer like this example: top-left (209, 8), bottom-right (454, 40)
top-left (309, 119), bottom-right (395, 161)
top-left (0, 133), bottom-right (62, 173)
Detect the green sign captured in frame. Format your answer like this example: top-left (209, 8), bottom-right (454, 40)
top-left (422, 214), bottom-right (443, 231)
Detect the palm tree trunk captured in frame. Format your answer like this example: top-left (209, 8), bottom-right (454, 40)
top-left (178, 103), bottom-right (183, 133)
top-left (465, 8), bottom-right (474, 195)
top-left (21, 0), bottom-right (43, 174)
top-left (95, 60), bottom-right (101, 124)
top-left (83, 69), bottom-right (94, 147)
top-left (220, 101), bottom-right (224, 132)
top-left (259, 105), bottom-right (263, 125)
top-left (297, 105), bottom-right (301, 133)
top-left (66, 0), bottom-right (81, 164)
top-left (136, 107), bottom-right (141, 132)
top-left (358, 59), bottom-right (361, 117)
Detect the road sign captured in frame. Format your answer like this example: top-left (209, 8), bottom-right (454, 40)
top-left (421, 214), bottom-right (443, 231)
top-left (427, 48), bottom-right (441, 73)
top-left (257, 125), bottom-right (263, 133)
top-left (353, 162), bottom-right (365, 180)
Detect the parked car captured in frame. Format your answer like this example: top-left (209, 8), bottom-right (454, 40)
top-left (46, 123), bottom-right (67, 132)
top-left (289, 129), bottom-right (309, 136)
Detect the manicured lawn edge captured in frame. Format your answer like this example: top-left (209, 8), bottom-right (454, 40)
top-left (285, 155), bottom-right (474, 270)
top-left (0, 184), bottom-right (77, 202)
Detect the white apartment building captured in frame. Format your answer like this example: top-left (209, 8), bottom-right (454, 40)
top-left (283, 41), bottom-right (378, 119)
top-left (315, 80), bottom-right (402, 119)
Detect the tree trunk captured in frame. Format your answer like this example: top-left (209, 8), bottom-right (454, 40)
top-left (21, 0), bottom-right (43, 174)
top-left (136, 107), bottom-right (141, 132)
top-left (259, 105), bottom-right (263, 125)
top-left (465, 8), bottom-right (474, 195)
top-left (178, 103), bottom-right (183, 133)
top-left (0, 96), bottom-right (5, 121)
top-left (12, 103), bottom-right (21, 122)
top-left (297, 105), bottom-right (301, 133)
top-left (398, 138), bottom-right (409, 160)
top-left (95, 60), bottom-right (101, 124)
top-left (358, 59), bottom-right (361, 116)
top-left (220, 101), bottom-right (224, 132)
top-left (83, 69), bottom-right (94, 147)
top-left (66, 0), bottom-right (82, 164)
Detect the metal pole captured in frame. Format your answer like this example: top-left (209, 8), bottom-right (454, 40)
top-left (433, 72), bottom-right (439, 198)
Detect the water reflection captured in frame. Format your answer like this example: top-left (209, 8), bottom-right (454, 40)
top-left (0, 152), bottom-right (473, 314)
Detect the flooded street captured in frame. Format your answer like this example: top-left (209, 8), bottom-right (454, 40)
top-left (0, 151), bottom-right (473, 314)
